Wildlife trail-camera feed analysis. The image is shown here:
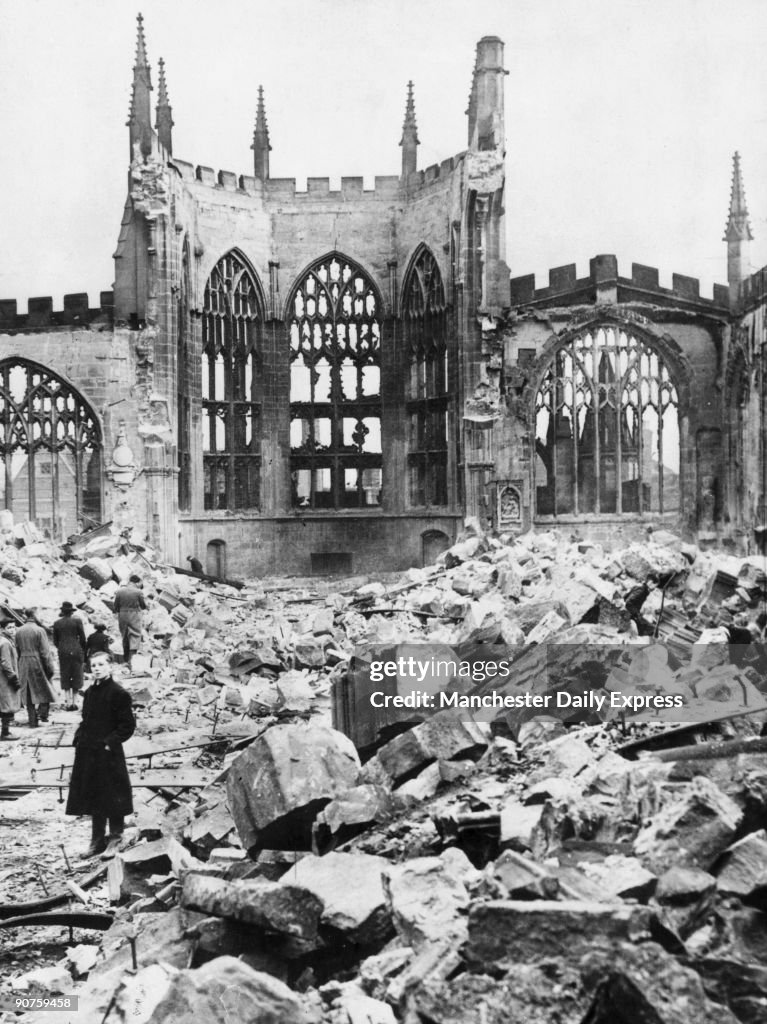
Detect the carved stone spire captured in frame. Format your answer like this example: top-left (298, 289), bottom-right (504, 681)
top-left (251, 86), bottom-right (271, 181)
top-left (724, 151), bottom-right (753, 300)
top-left (400, 81), bottom-right (419, 180)
top-left (127, 13), bottom-right (153, 160)
top-left (155, 57), bottom-right (174, 155)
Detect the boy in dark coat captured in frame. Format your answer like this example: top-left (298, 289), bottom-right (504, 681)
top-left (66, 651), bottom-right (135, 858)
top-left (52, 602), bottom-right (87, 710)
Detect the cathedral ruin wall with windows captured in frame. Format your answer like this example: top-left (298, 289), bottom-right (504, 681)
top-left (1, 18), bottom-right (765, 572)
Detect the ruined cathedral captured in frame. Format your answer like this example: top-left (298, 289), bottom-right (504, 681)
top-left (0, 17), bottom-right (764, 576)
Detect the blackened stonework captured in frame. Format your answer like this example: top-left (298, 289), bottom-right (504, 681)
top-left (4, 18), bottom-right (767, 566)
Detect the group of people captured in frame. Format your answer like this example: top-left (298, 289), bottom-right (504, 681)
top-left (0, 574), bottom-right (147, 739)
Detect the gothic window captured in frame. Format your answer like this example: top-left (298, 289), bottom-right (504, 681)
top-left (177, 240), bottom-right (191, 511)
top-left (403, 247), bottom-right (449, 506)
top-left (0, 359), bottom-right (101, 537)
top-left (534, 325), bottom-right (680, 517)
top-left (202, 251), bottom-right (263, 511)
top-left (289, 254), bottom-right (382, 509)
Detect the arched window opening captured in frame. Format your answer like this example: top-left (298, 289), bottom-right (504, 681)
top-left (206, 538), bottom-right (226, 578)
top-left (403, 247), bottom-right (449, 506)
top-left (202, 251), bottom-right (263, 511)
top-left (0, 360), bottom-right (102, 537)
top-left (177, 240), bottom-right (191, 511)
top-left (534, 326), bottom-right (680, 517)
top-left (289, 254), bottom-right (382, 509)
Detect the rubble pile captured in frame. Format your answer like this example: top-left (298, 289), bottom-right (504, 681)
top-left (1, 515), bottom-right (767, 1023)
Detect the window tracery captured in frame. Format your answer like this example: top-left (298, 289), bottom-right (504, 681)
top-left (0, 360), bottom-right (101, 536)
top-left (289, 254), bottom-right (382, 509)
top-left (403, 247), bottom-right (449, 506)
top-left (534, 325), bottom-right (680, 516)
top-left (201, 251), bottom-right (262, 510)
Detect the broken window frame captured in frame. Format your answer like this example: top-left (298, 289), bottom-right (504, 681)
top-left (533, 325), bottom-right (680, 519)
top-left (288, 253), bottom-right (383, 510)
top-left (0, 358), bottom-right (102, 536)
top-left (403, 246), bottom-right (449, 508)
top-left (201, 250), bottom-right (263, 511)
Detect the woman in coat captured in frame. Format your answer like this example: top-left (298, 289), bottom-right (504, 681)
top-left (0, 619), bottom-right (21, 740)
top-left (66, 651), bottom-right (135, 858)
top-left (15, 609), bottom-right (56, 727)
top-left (52, 602), bottom-right (87, 710)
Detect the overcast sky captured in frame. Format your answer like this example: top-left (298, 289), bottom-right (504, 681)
top-left (2, 0), bottom-right (767, 307)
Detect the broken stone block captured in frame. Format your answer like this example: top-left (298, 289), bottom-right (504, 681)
top-left (492, 850), bottom-right (559, 899)
top-left (276, 672), bottom-right (315, 711)
top-left (526, 609), bottom-right (568, 644)
top-left (361, 712), bottom-right (487, 788)
top-left (78, 557), bottom-right (113, 589)
top-left (415, 965), bottom-right (591, 1024)
top-left (181, 874), bottom-right (322, 941)
top-left (294, 636), bottom-right (327, 668)
top-left (619, 544), bottom-right (687, 583)
top-left (465, 900), bottom-right (652, 968)
top-left (577, 855), bottom-right (657, 902)
top-left (634, 777), bottom-right (743, 872)
top-left (715, 830), bottom-right (767, 901)
top-left (312, 607), bottom-right (335, 635)
top-left (581, 941), bottom-right (740, 1024)
top-left (695, 957), bottom-right (767, 1024)
top-left (396, 761), bottom-right (441, 801)
top-left (226, 723), bottom-right (360, 852)
top-left (383, 854), bottom-right (471, 950)
top-left (286, 852), bottom-right (392, 944)
top-left (454, 597), bottom-right (505, 643)
top-left (515, 598), bottom-right (568, 635)
top-left (11, 964), bottom-right (72, 995)
top-left (499, 800), bottom-right (544, 851)
top-left (313, 784), bottom-right (395, 852)
top-left (654, 864), bottom-right (715, 903)
top-left (140, 956), bottom-right (306, 1024)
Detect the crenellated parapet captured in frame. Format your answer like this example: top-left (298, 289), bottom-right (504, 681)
top-left (510, 255), bottom-right (730, 314)
top-left (172, 159), bottom-right (404, 200)
top-left (0, 292), bottom-right (114, 334)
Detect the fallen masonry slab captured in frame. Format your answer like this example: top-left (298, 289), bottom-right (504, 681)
top-left (226, 723), bottom-right (360, 852)
top-left (361, 712), bottom-right (487, 787)
top-left (285, 852), bottom-right (392, 945)
top-left (127, 956), bottom-right (305, 1024)
top-left (715, 830), bottom-right (767, 901)
top-left (181, 874), bottom-right (322, 941)
top-left (465, 900), bottom-right (653, 967)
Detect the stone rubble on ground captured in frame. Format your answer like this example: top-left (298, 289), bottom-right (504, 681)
top-left (1, 514), bottom-right (767, 1022)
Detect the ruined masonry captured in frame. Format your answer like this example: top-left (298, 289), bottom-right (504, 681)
top-left (1, 17), bottom-right (765, 576)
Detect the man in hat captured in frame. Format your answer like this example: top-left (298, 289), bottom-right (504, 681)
top-left (0, 619), bottom-right (20, 741)
top-left (186, 554), bottom-right (203, 574)
top-left (16, 609), bottom-right (56, 727)
top-left (53, 602), bottom-right (87, 710)
top-left (66, 651), bottom-right (135, 858)
top-left (113, 575), bottom-right (146, 672)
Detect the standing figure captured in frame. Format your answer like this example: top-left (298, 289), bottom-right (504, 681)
top-left (66, 652), bottom-right (135, 858)
top-left (85, 623), bottom-right (112, 670)
top-left (0, 619), bottom-right (20, 741)
top-left (113, 574), bottom-right (146, 671)
top-left (186, 554), bottom-right (203, 573)
top-left (16, 609), bottom-right (56, 727)
top-left (52, 602), bottom-right (87, 711)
